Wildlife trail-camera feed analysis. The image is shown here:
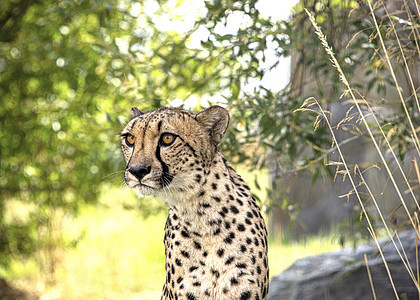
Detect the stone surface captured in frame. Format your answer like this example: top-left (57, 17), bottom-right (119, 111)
top-left (268, 230), bottom-right (419, 300)
top-left (0, 278), bottom-right (38, 300)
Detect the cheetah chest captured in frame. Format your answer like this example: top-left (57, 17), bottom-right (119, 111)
top-left (161, 187), bottom-right (269, 300)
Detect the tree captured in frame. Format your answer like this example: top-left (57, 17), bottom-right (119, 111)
top-left (2, 0), bottom-right (419, 278)
top-left (196, 0), bottom-right (420, 239)
top-left (0, 0), bottom-right (224, 274)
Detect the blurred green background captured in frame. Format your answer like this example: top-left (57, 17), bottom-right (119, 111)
top-left (1, 0), bottom-right (418, 298)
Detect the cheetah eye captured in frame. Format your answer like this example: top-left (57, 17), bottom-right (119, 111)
top-left (125, 134), bottom-right (136, 147)
top-left (160, 133), bottom-right (176, 146)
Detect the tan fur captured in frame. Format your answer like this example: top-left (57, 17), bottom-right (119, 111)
top-left (121, 106), bottom-right (269, 300)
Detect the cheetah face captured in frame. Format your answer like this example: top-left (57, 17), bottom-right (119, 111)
top-left (120, 106), bottom-right (229, 204)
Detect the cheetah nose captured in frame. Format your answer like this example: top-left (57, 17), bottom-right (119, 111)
top-left (128, 165), bottom-right (151, 181)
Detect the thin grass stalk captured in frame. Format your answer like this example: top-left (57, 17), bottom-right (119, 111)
top-left (356, 165), bottom-right (419, 288)
top-left (367, 0), bottom-right (420, 150)
top-left (403, 0), bottom-right (420, 61)
top-left (355, 2), bottom-right (420, 215)
top-left (363, 0), bottom-right (420, 215)
top-left (305, 7), bottom-right (420, 237)
top-left (383, 3), bottom-right (420, 114)
top-left (414, 0), bottom-right (420, 22)
top-left (364, 254), bottom-right (378, 300)
top-left (395, 229), bottom-right (420, 289)
top-left (368, 226), bottom-right (400, 299)
top-left (416, 212), bottom-right (420, 300)
top-left (359, 98), bottom-right (420, 214)
top-left (414, 159), bottom-right (420, 187)
top-left (300, 96), bottom-right (399, 299)
top-left (414, 135), bottom-right (420, 158)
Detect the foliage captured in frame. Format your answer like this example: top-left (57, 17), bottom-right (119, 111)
top-left (195, 0), bottom-right (399, 168)
top-left (192, 0), bottom-right (420, 244)
top-left (1, 0), bottom-right (419, 278)
top-left (0, 0), bottom-right (222, 272)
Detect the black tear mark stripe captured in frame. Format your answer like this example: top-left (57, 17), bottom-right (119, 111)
top-left (157, 120), bottom-right (162, 132)
top-left (156, 140), bottom-right (173, 186)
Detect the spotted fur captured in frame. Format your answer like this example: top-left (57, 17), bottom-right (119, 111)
top-left (121, 106), bottom-right (269, 300)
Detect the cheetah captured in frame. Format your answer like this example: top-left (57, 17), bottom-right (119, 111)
top-left (121, 106), bottom-right (269, 299)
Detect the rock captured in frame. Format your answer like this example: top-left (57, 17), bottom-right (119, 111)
top-left (0, 278), bottom-right (39, 300)
top-left (268, 230), bottom-right (419, 300)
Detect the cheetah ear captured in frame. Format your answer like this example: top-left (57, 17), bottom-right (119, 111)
top-left (131, 107), bottom-right (143, 119)
top-left (196, 106), bottom-right (230, 145)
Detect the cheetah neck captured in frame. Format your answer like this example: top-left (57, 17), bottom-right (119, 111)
top-left (168, 152), bottom-right (253, 236)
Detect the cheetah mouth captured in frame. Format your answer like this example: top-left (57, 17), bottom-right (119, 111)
top-left (133, 183), bottom-right (159, 196)
top-left (136, 182), bottom-right (157, 190)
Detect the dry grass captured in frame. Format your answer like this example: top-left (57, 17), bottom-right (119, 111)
top-left (301, 1), bottom-right (420, 298)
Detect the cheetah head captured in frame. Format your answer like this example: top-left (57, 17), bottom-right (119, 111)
top-left (121, 106), bottom-right (229, 204)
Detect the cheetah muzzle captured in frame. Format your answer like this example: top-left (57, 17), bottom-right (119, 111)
top-left (121, 106), bottom-right (269, 300)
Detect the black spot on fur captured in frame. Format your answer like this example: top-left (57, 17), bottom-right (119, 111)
top-left (194, 241), bottom-right (201, 249)
top-left (181, 250), bottom-right (190, 258)
top-left (238, 224), bottom-right (245, 231)
top-left (230, 206), bottom-right (239, 214)
top-left (251, 256), bottom-right (256, 264)
top-left (189, 266), bottom-right (198, 272)
top-left (213, 196), bottom-right (221, 202)
top-left (211, 268), bottom-right (220, 278)
top-left (224, 232), bottom-right (235, 244)
top-left (240, 291), bottom-right (251, 300)
top-left (195, 174), bottom-right (202, 183)
top-left (217, 248), bottom-right (224, 257)
top-left (225, 256), bottom-right (234, 265)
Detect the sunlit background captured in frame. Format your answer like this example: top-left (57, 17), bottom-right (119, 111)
top-left (1, 0), bottom-right (419, 299)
